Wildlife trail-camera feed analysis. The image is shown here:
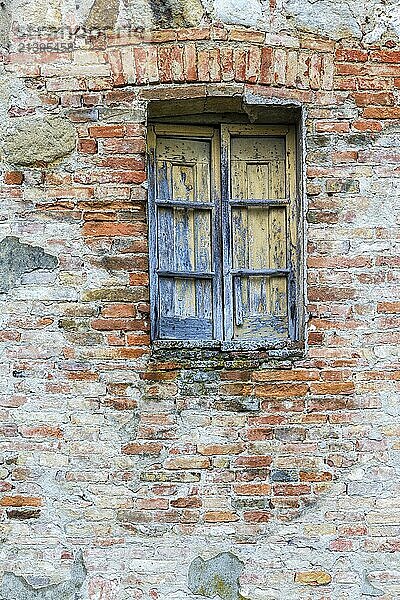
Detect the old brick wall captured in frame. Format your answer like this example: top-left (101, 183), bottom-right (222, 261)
top-left (0, 1), bottom-right (399, 598)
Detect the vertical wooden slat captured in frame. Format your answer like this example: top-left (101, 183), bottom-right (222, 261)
top-left (286, 124), bottom-right (300, 341)
top-left (221, 125), bottom-right (234, 341)
top-left (211, 129), bottom-right (224, 341)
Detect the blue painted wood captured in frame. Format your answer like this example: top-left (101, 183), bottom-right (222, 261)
top-left (149, 124), bottom-right (301, 346)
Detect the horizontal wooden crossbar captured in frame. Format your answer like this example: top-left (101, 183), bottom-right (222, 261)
top-left (156, 199), bottom-right (214, 209)
top-left (157, 270), bottom-right (214, 279)
top-left (231, 268), bottom-right (289, 276)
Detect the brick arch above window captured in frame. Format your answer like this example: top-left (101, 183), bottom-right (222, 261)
top-left (106, 31), bottom-right (335, 95)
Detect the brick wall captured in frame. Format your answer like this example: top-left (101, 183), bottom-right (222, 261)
top-left (0, 22), bottom-right (399, 599)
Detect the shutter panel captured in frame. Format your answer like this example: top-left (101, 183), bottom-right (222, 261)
top-left (149, 127), bottom-right (220, 340)
top-left (222, 126), bottom-right (294, 342)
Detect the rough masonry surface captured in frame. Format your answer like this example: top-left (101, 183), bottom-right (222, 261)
top-left (0, 0), bottom-right (399, 598)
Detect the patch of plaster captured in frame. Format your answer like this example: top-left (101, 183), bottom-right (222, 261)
top-left (188, 552), bottom-right (250, 600)
top-left (10, 0), bottom-right (62, 29)
top-left (0, 237), bottom-right (59, 294)
top-left (361, 572), bottom-right (384, 597)
top-left (205, 0), bottom-right (269, 29)
top-left (283, 0), bottom-right (362, 40)
top-left (2, 115), bottom-right (76, 167)
top-left (0, 550), bottom-right (86, 600)
top-left (363, 2), bottom-right (400, 44)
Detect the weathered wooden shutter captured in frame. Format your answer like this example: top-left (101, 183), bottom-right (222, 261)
top-left (148, 125), bottom-right (222, 341)
top-left (221, 125), bottom-right (298, 343)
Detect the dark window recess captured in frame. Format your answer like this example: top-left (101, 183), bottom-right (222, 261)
top-left (147, 124), bottom-right (303, 346)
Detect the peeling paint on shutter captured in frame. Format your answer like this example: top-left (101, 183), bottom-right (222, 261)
top-left (148, 125), bottom-right (222, 341)
top-left (148, 123), bottom-right (301, 345)
top-left (221, 125), bottom-right (299, 344)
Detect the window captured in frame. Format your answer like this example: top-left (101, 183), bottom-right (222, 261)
top-left (147, 123), bottom-right (303, 348)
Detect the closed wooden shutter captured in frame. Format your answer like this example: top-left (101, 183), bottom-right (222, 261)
top-left (148, 125), bottom-right (222, 340)
top-left (148, 123), bottom-right (300, 345)
top-left (221, 125), bottom-right (298, 343)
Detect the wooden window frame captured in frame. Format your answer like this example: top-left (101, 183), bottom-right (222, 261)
top-left (147, 122), bottom-right (304, 351)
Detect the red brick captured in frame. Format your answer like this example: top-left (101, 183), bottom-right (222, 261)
top-left (107, 49), bottom-right (125, 86)
top-left (165, 457), bottom-right (210, 469)
top-left (377, 302), bottom-right (400, 313)
top-left (335, 49), bottom-right (368, 62)
top-left (122, 442), bottom-right (163, 455)
top-left (273, 484), bottom-right (311, 496)
top-left (252, 370), bottom-right (319, 382)
top-left (315, 121), bottom-right (350, 133)
top-left (170, 45), bottom-right (185, 82)
top-left (197, 49), bottom-right (210, 82)
top-left (246, 427), bottom-right (274, 441)
top-left (204, 511), bottom-right (239, 522)
top-left (19, 426), bottom-right (62, 438)
top-left (371, 50), bottom-right (400, 63)
top-left (234, 483), bottom-right (271, 496)
top-left (300, 471), bottom-right (333, 482)
top-left (221, 48), bottom-right (234, 82)
top-left (233, 456), bottom-right (272, 468)
top-left (0, 496), bottom-right (42, 507)
top-left (158, 47), bottom-right (173, 82)
top-left (310, 382), bottom-right (354, 395)
top-left (75, 170), bottom-right (146, 184)
top-left (102, 138), bottom-right (146, 154)
top-left (78, 139), bottom-right (97, 154)
top-left (234, 48), bottom-right (247, 82)
top-left (229, 29), bottom-right (265, 43)
top-left (255, 383), bottom-right (309, 398)
top-left (83, 222), bottom-right (146, 237)
top-left (4, 171), bottom-right (24, 185)
top-left (99, 156), bottom-right (144, 170)
top-left (101, 304), bottom-right (137, 318)
top-left (184, 43), bottom-right (197, 81)
top-left (92, 318), bottom-right (147, 331)
top-left (197, 443), bottom-right (244, 455)
top-left (89, 125), bottom-right (124, 138)
top-left (352, 91), bottom-right (394, 106)
top-left (219, 383), bottom-right (253, 396)
top-left (135, 498), bottom-right (169, 510)
top-left (177, 28), bottom-right (210, 41)
top-left (332, 150), bottom-right (358, 163)
top-left (353, 119), bottom-right (383, 132)
top-left (170, 496), bottom-right (202, 508)
top-left (329, 539), bottom-right (353, 551)
top-left (363, 107), bottom-right (400, 119)
top-left (243, 510), bottom-right (271, 522)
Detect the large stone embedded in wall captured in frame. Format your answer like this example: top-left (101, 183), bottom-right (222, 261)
top-left (188, 552), bottom-right (249, 600)
top-left (148, 0), bottom-right (204, 27)
top-left (207, 0), bottom-right (267, 29)
top-left (86, 0), bottom-right (120, 29)
top-left (283, 0), bottom-right (362, 40)
top-left (2, 115), bottom-right (76, 167)
top-left (0, 550), bottom-right (86, 600)
top-left (86, 0), bottom-right (204, 30)
top-left (0, 237), bottom-right (58, 294)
